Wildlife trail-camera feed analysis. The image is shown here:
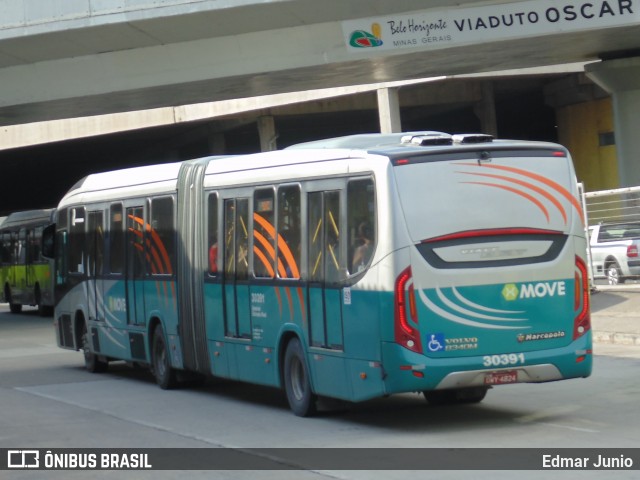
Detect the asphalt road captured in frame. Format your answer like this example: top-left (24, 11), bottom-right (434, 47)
top-left (0, 304), bottom-right (638, 479)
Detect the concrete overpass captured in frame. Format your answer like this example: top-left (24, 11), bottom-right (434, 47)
top-left (1, 0), bottom-right (639, 124)
top-left (1, 0), bottom-right (640, 188)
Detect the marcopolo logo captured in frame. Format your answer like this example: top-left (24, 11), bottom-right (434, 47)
top-left (517, 330), bottom-right (566, 343)
top-left (502, 281), bottom-right (566, 301)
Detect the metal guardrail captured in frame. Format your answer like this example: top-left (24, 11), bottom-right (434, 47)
top-left (584, 186), bottom-right (640, 225)
top-left (583, 185), bottom-right (640, 289)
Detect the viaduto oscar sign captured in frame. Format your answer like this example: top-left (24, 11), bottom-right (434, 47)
top-left (342, 0), bottom-right (639, 52)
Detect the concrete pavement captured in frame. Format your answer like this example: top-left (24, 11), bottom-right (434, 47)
top-left (591, 284), bottom-right (640, 346)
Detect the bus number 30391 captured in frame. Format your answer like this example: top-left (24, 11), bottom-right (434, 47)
top-left (483, 353), bottom-right (525, 367)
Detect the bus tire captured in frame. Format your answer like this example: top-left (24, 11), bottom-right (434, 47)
top-left (6, 287), bottom-right (22, 314)
top-left (283, 337), bottom-right (317, 417)
top-left (81, 323), bottom-right (108, 373)
top-left (35, 285), bottom-right (46, 316)
top-left (152, 327), bottom-right (177, 390)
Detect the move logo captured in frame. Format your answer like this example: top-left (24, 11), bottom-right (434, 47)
top-left (502, 283), bottom-right (519, 301)
top-left (502, 281), bottom-right (566, 301)
top-left (108, 296), bottom-right (127, 313)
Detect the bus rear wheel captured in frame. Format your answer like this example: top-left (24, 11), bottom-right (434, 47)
top-left (152, 327), bottom-right (177, 389)
top-left (81, 323), bottom-right (108, 373)
top-left (283, 338), bottom-right (317, 417)
top-left (424, 387), bottom-right (488, 406)
top-left (5, 287), bottom-right (22, 314)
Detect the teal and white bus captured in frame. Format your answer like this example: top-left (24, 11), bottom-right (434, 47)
top-left (1, 208), bottom-right (56, 315)
top-left (47, 132), bottom-right (592, 416)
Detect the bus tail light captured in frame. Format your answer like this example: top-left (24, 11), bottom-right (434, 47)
top-left (394, 266), bottom-right (423, 354)
top-left (573, 255), bottom-right (591, 340)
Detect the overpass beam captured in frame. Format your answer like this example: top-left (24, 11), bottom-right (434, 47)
top-left (377, 87), bottom-right (402, 134)
top-left (586, 57), bottom-right (640, 187)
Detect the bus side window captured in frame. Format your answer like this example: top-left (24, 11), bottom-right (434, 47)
top-left (236, 199), bottom-right (249, 280)
top-left (224, 200), bottom-right (235, 277)
top-left (32, 227), bottom-right (43, 263)
top-left (308, 190), bottom-right (345, 284)
top-left (87, 211), bottom-right (104, 277)
top-left (69, 207), bottom-right (86, 274)
top-left (0, 233), bottom-right (8, 263)
top-left (308, 192), bottom-right (323, 283)
top-left (348, 178), bottom-right (376, 275)
top-left (55, 208), bottom-right (69, 286)
top-left (277, 185), bottom-right (301, 280)
top-left (324, 191), bottom-right (342, 283)
top-left (9, 232), bottom-right (17, 264)
top-left (207, 193), bottom-right (218, 275)
top-left (109, 204), bottom-right (124, 274)
top-left (150, 196), bottom-right (175, 276)
top-left (253, 188), bottom-right (275, 278)
top-left (17, 229), bottom-right (26, 264)
top-left (224, 198), bottom-right (250, 280)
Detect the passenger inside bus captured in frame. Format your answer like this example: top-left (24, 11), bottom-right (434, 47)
top-left (352, 222), bottom-right (373, 273)
top-left (209, 239), bottom-right (218, 274)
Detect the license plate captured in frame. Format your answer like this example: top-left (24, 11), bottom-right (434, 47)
top-left (484, 370), bottom-right (518, 385)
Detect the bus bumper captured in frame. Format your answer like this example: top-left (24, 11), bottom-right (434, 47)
top-left (381, 332), bottom-right (593, 394)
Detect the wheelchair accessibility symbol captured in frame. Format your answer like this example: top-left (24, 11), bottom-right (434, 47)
top-left (427, 333), bottom-right (445, 352)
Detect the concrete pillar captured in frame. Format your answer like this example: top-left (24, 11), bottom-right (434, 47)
top-left (474, 81), bottom-right (498, 137)
top-left (257, 115), bottom-right (277, 151)
top-left (586, 57), bottom-right (640, 187)
top-left (377, 87), bottom-right (401, 133)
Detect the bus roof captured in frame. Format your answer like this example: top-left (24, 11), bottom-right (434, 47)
top-left (286, 131), bottom-right (565, 158)
top-left (0, 208), bottom-right (55, 230)
top-left (285, 132), bottom-right (450, 150)
top-left (57, 132), bottom-right (568, 207)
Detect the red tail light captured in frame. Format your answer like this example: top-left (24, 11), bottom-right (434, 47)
top-left (573, 256), bottom-right (591, 340)
top-left (394, 266), bottom-right (423, 353)
top-left (627, 245), bottom-right (638, 258)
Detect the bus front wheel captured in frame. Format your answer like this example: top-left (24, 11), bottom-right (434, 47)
top-left (81, 323), bottom-right (108, 373)
top-left (152, 327), bottom-right (177, 389)
top-left (283, 338), bottom-right (317, 417)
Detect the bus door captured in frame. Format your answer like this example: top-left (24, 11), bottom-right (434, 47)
top-left (307, 191), bottom-right (344, 350)
top-left (126, 206), bottom-right (146, 326)
top-left (87, 211), bottom-right (104, 323)
top-left (223, 198), bottom-right (251, 338)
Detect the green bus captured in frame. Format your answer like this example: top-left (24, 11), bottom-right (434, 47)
top-left (1, 209), bottom-right (56, 315)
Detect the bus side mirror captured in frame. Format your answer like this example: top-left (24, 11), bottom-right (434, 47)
top-left (42, 223), bottom-right (55, 259)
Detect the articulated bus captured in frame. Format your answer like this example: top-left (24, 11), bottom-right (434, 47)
top-left (47, 132), bottom-right (592, 416)
top-left (1, 208), bottom-right (55, 315)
